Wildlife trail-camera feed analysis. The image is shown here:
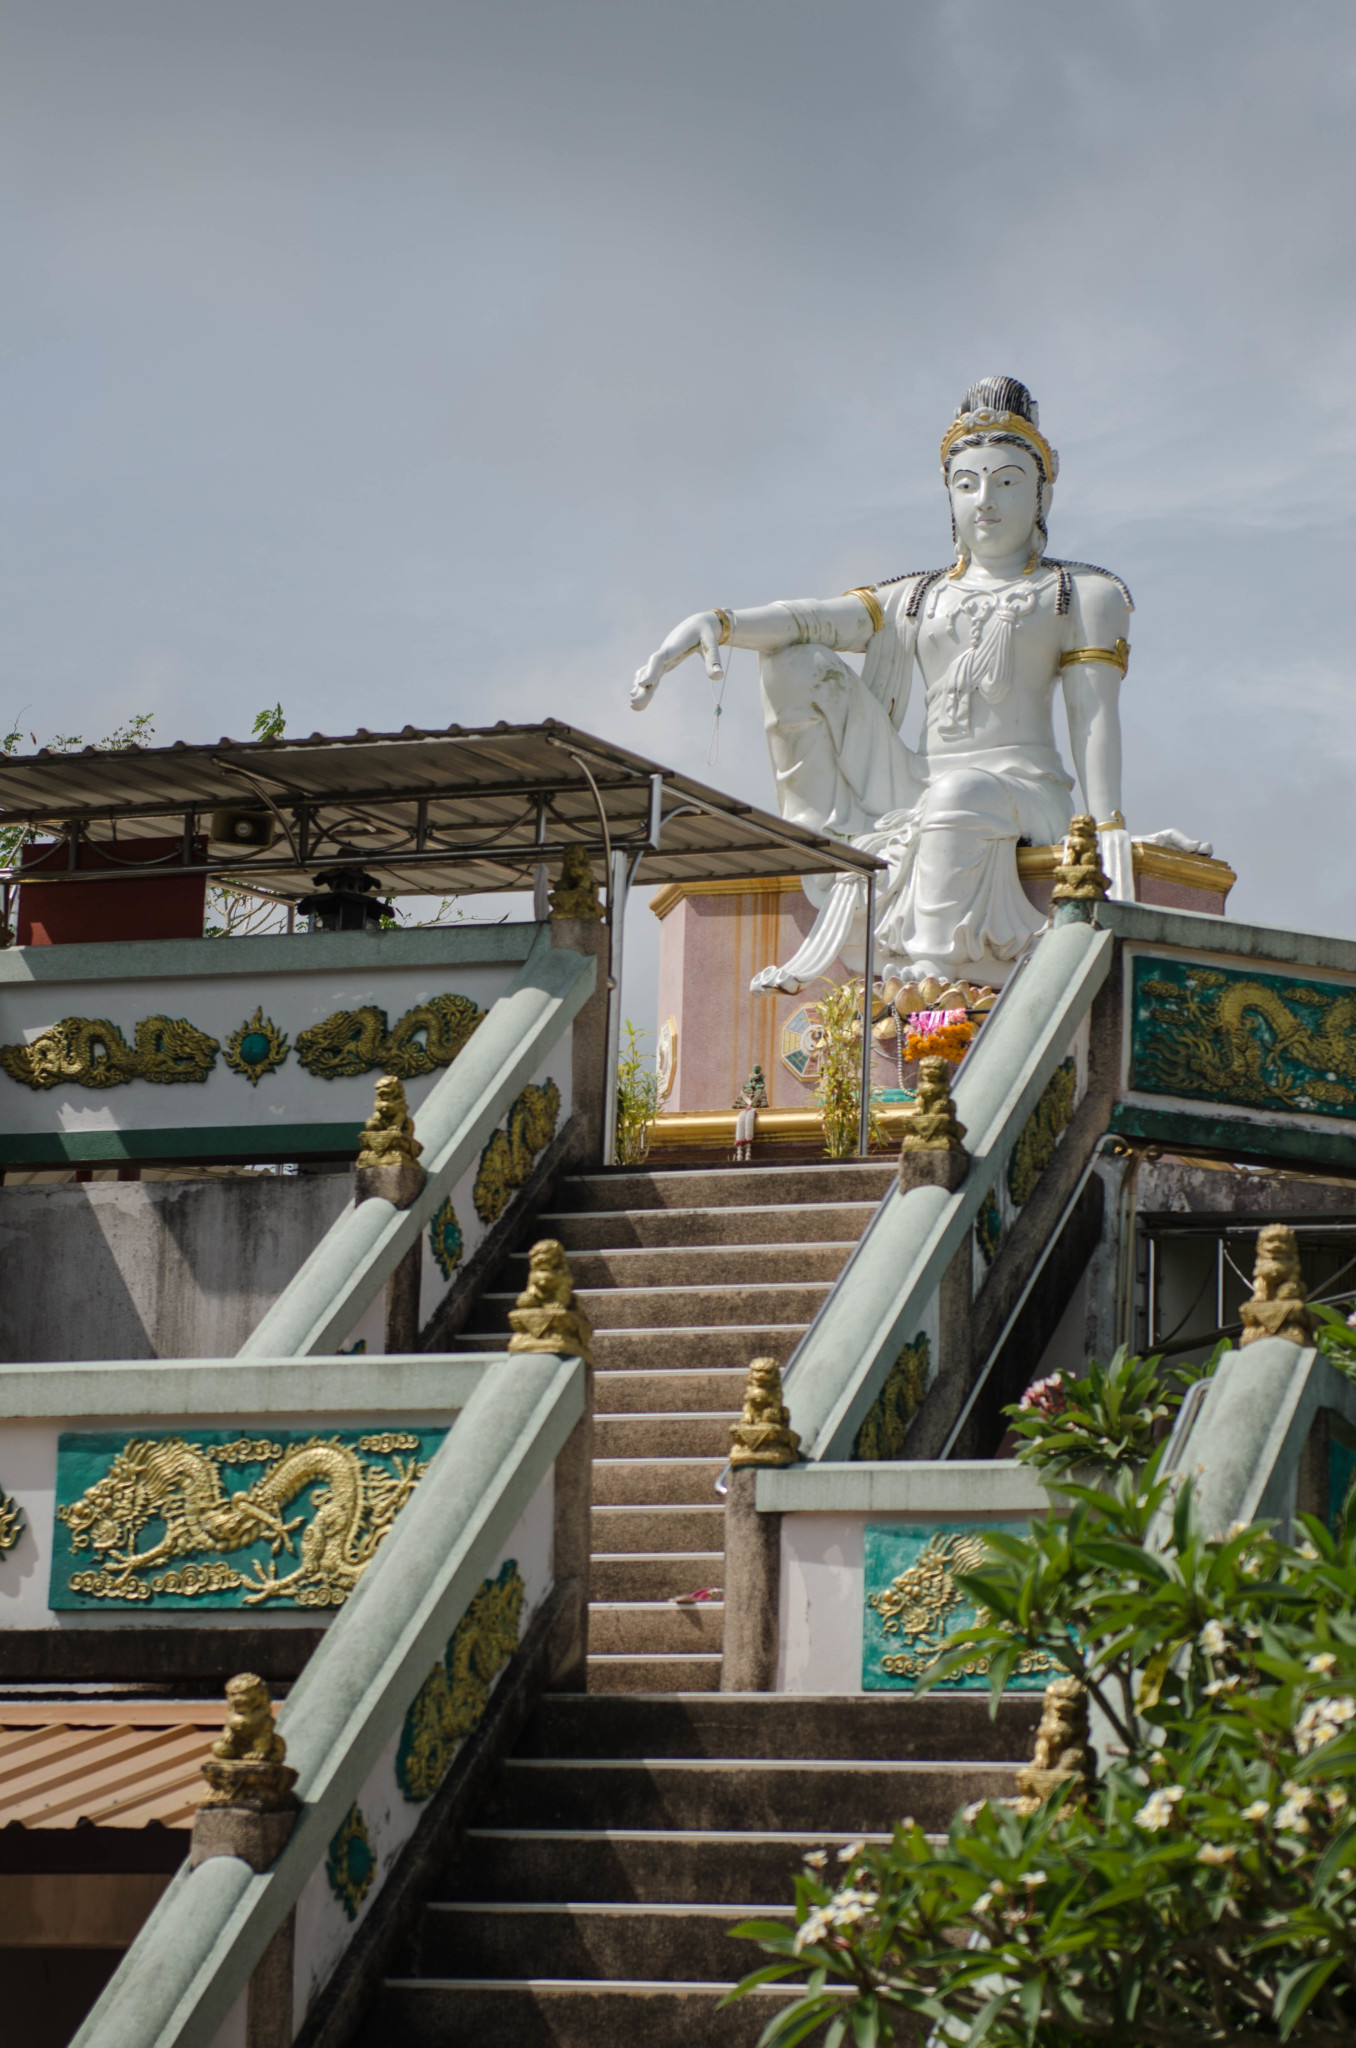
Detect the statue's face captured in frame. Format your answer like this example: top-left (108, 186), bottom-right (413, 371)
top-left (947, 441), bottom-right (1042, 562)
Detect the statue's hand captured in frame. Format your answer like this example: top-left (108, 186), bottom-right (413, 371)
top-left (631, 612), bottom-right (726, 710)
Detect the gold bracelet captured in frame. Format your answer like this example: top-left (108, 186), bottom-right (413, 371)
top-left (713, 608), bottom-right (733, 646)
top-left (1097, 811), bottom-right (1126, 831)
top-left (845, 586), bottom-right (885, 633)
top-left (1059, 637), bottom-right (1129, 675)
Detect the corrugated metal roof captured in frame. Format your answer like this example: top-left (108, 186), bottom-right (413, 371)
top-left (0, 720), bottom-right (882, 900)
top-left (0, 1704), bottom-right (227, 1830)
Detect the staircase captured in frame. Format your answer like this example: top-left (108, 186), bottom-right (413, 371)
top-left (370, 1690), bottom-right (1039, 2045)
top-left (455, 1161), bottom-right (896, 1692)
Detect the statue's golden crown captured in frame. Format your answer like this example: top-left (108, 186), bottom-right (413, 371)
top-left (940, 407), bottom-right (1058, 486)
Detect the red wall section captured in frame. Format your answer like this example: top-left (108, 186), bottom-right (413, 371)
top-left (17, 838), bottom-right (208, 945)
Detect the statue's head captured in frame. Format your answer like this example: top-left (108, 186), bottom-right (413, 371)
top-left (941, 376), bottom-right (1058, 570)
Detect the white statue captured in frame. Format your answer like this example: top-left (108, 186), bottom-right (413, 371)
top-left (632, 375), bottom-right (1206, 993)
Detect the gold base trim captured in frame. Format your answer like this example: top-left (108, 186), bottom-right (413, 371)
top-left (647, 1105), bottom-right (912, 1150)
top-left (649, 874), bottom-right (809, 921)
top-left (651, 843), bottom-right (1233, 923)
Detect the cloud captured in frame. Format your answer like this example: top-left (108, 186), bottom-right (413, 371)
top-left (1, 0), bottom-right (1355, 1026)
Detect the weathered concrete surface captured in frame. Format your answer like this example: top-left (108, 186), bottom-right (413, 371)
top-left (0, 1173), bottom-right (352, 1361)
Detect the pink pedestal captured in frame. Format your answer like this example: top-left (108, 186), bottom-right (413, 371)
top-left (652, 848), bottom-right (1236, 1116)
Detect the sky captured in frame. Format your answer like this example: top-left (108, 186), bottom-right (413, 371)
top-left (3, 0), bottom-right (1356, 1034)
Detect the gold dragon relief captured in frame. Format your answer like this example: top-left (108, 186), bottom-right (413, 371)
top-left (1130, 958), bottom-right (1356, 1120)
top-left (863, 1526), bottom-right (1057, 1692)
top-left (51, 1426), bottom-right (447, 1610)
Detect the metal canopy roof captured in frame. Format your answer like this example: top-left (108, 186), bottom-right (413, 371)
top-left (0, 719), bottom-right (881, 899)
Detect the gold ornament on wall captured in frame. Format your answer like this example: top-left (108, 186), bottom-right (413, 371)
top-left (223, 1007), bottom-right (290, 1086)
top-left (472, 1079), bottom-right (561, 1222)
top-left (1007, 1058), bottom-right (1077, 1207)
top-left (326, 1803), bottom-right (376, 1920)
top-left (0, 1482), bottom-right (24, 1558)
top-left (56, 1431), bottom-right (434, 1608)
top-left (396, 1560), bottom-right (525, 1800)
top-left (295, 993), bottom-right (484, 1081)
top-left (854, 1332), bottom-right (931, 1461)
top-left (0, 1014), bottom-right (219, 1090)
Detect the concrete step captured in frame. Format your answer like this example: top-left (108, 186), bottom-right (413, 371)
top-left (419, 1901), bottom-right (782, 1981)
top-left (454, 1328), bottom-right (800, 1372)
top-left (370, 1979), bottom-right (821, 2048)
top-left (592, 1458), bottom-right (724, 1505)
top-left (557, 1162), bottom-right (896, 1213)
top-left (441, 1827), bottom-right (893, 1904)
top-left (586, 1655), bottom-right (723, 1695)
top-left (593, 1414), bottom-right (735, 1460)
top-left (541, 1202), bottom-right (879, 1251)
top-left (483, 1757), bottom-right (1017, 1832)
top-left (469, 1281), bottom-right (832, 1333)
top-left (591, 1505), bottom-right (725, 1553)
top-left (586, 1329), bottom-right (805, 1372)
top-left (520, 1692), bottom-right (1043, 1763)
top-left (589, 1603), bottom-right (724, 1654)
top-left (510, 1242), bottom-right (854, 1289)
top-left (590, 1554), bottom-right (724, 1602)
top-left (594, 1370), bottom-right (746, 1413)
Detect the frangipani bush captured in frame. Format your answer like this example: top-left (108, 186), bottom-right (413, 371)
top-left (728, 1449), bottom-right (1356, 2045)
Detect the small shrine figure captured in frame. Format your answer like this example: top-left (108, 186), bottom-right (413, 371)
top-left (729, 1356), bottom-right (800, 1468)
top-left (732, 1064), bottom-right (768, 1162)
top-left (357, 1075), bottom-right (423, 1170)
top-left (199, 1673), bottom-right (298, 1812)
top-left (1240, 1224), bottom-right (1316, 1348)
top-left (549, 845), bottom-right (603, 921)
top-left (1013, 1676), bottom-right (1093, 1816)
top-left (900, 1058), bottom-right (968, 1156)
top-left (508, 1239), bottom-right (594, 1362)
top-left (1051, 813), bottom-right (1111, 908)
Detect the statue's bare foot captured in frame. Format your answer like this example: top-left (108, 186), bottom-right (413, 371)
top-left (1139, 828), bottom-right (1214, 858)
top-left (750, 963), bottom-right (803, 995)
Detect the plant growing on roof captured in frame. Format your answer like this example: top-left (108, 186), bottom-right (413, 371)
top-left (728, 1445), bottom-right (1356, 2045)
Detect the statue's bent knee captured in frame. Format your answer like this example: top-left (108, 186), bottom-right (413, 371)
top-left (759, 643), bottom-right (850, 721)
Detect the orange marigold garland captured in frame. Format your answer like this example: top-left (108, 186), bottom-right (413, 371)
top-left (903, 1012), bottom-right (976, 1066)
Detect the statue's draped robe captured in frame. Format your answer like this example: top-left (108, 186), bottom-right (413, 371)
top-left (756, 571), bottom-right (1079, 991)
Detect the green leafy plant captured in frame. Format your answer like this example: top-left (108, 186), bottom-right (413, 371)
top-left (729, 1459), bottom-right (1356, 2045)
top-left (1004, 1342), bottom-right (1231, 1480)
top-left (616, 1019), bottom-right (659, 1166)
top-left (1311, 1304), bottom-right (1356, 1382)
top-left (252, 702), bottom-right (287, 741)
top-left (813, 978), bottom-right (886, 1160)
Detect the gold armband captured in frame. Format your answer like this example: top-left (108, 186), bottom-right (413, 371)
top-left (712, 608), bottom-right (733, 646)
top-left (845, 586), bottom-right (885, 633)
top-left (1097, 811), bottom-right (1126, 831)
top-left (1059, 637), bottom-right (1129, 675)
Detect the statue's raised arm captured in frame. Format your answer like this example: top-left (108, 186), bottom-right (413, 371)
top-left (630, 592), bottom-right (879, 710)
top-left (629, 376), bottom-right (1182, 996)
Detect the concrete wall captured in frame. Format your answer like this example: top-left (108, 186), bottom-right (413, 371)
top-left (0, 1174), bottom-right (353, 1362)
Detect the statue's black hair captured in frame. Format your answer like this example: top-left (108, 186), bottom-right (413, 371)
top-left (955, 374), bottom-right (1038, 424)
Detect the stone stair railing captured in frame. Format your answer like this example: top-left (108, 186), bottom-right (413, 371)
top-left (70, 1345), bottom-right (588, 2048)
top-left (781, 915), bottom-right (1116, 1465)
top-left (238, 921), bottom-right (597, 1361)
